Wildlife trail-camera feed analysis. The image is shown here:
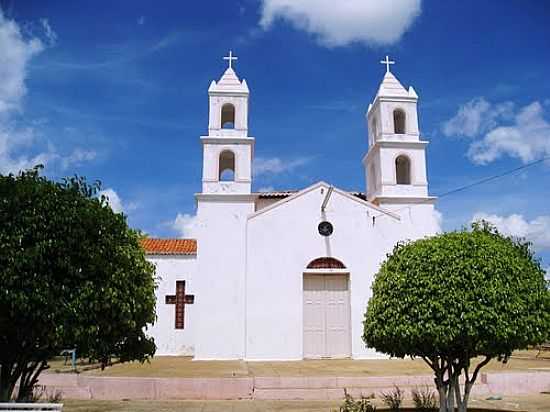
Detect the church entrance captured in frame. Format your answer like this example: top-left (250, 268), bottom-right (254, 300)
top-left (303, 272), bottom-right (351, 359)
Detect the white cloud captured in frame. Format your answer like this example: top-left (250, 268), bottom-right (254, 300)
top-left (258, 186), bottom-right (275, 192)
top-left (0, 125), bottom-right (53, 174)
top-left (472, 212), bottom-right (550, 251)
top-left (99, 188), bottom-right (124, 213)
top-left (442, 97), bottom-right (514, 138)
top-left (432, 208), bottom-right (443, 233)
top-left (254, 156), bottom-right (312, 176)
top-left (468, 102), bottom-right (550, 164)
top-left (259, 0), bottom-right (422, 47)
top-left (59, 148), bottom-right (97, 169)
top-left (0, 9), bottom-right (44, 115)
top-left (444, 98), bottom-right (550, 165)
top-left (40, 18), bottom-right (57, 46)
top-left (0, 9), bottom-right (95, 175)
top-left (172, 213), bottom-right (198, 238)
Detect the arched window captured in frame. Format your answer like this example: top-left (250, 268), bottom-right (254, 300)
top-left (393, 109), bottom-right (406, 134)
top-left (219, 150), bottom-right (235, 181)
top-left (221, 103), bottom-right (235, 129)
top-left (395, 155), bottom-right (411, 185)
top-left (306, 257), bottom-right (346, 269)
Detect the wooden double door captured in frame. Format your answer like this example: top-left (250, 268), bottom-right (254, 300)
top-left (303, 274), bottom-right (351, 358)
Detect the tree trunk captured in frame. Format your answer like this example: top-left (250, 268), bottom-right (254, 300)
top-left (437, 383), bottom-right (447, 412)
top-left (458, 381), bottom-right (473, 412)
top-left (0, 363), bottom-right (17, 402)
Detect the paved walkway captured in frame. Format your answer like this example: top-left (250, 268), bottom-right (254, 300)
top-left (61, 395), bottom-right (550, 412)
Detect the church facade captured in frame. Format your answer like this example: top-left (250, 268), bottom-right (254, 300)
top-left (141, 55), bottom-right (439, 360)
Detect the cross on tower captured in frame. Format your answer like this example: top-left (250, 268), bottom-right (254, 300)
top-left (380, 55), bottom-right (395, 73)
top-left (165, 280), bottom-right (195, 329)
top-left (223, 50), bottom-right (238, 69)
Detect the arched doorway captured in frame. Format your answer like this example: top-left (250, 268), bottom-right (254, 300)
top-left (303, 257), bottom-right (351, 359)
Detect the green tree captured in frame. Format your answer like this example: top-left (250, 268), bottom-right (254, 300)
top-left (363, 222), bottom-right (549, 412)
top-left (0, 167), bottom-right (157, 401)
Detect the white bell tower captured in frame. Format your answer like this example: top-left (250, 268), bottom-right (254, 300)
top-left (201, 50), bottom-right (254, 195)
top-left (194, 52), bottom-right (256, 360)
top-left (363, 56), bottom-right (435, 209)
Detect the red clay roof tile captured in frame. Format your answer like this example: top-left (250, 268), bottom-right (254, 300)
top-left (140, 238), bottom-right (197, 255)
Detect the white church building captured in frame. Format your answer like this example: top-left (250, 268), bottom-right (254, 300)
top-left (141, 54), bottom-right (439, 360)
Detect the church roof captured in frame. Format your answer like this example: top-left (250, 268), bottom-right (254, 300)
top-left (257, 190), bottom-right (298, 198)
top-left (257, 190), bottom-right (366, 200)
top-left (140, 238), bottom-right (197, 255)
top-left (376, 71), bottom-right (409, 97)
top-left (208, 67), bottom-right (249, 94)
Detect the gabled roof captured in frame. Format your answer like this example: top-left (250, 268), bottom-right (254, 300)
top-left (250, 181), bottom-right (399, 220)
top-left (208, 67), bottom-right (249, 94)
top-left (256, 190), bottom-right (366, 201)
top-left (376, 71), bottom-right (409, 98)
top-left (140, 238), bottom-right (197, 255)
top-left (257, 190), bottom-right (298, 198)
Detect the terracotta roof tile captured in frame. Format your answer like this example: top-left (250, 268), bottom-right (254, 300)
top-left (256, 190), bottom-right (298, 198)
top-left (140, 238), bottom-right (197, 255)
top-left (257, 190), bottom-right (366, 200)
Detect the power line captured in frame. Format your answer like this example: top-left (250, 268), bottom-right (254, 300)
top-left (372, 155), bottom-right (550, 222)
top-left (436, 156), bottom-right (549, 200)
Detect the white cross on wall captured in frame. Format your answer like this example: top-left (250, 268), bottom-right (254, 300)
top-left (380, 55), bottom-right (395, 73)
top-left (223, 50), bottom-right (238, 69)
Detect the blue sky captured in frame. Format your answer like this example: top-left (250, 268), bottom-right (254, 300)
top-left (1, 1), bottom-right (549, 269)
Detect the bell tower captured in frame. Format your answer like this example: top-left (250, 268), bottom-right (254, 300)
top-left (194, 52), bottom-right (256, 360)
top-left (363, 56), bottom-right (435, 209)
top-left (201, 51), bottom-right (254, 195)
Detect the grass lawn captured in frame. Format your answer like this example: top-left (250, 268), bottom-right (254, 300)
top-left (49, 350), bottom-right (550, 378)
top-left (61, 394), bottom-right (550, 412)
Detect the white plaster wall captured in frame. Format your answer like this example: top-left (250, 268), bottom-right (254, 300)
top-left (208, 95), bottom-right (248, 135)
top-left (146, 255), bottom-right (198, 356)
top-left (365, 144), bottom-right (428, 199)
top-left (255, 197), bottom-right (282, 211)
top-left (377, 98), bottom-right (419, 138)
top-left (365, 154), bottom-right (381, 199)
top-left (194, 197), bottom-right (255, 359)
top-left (244, 184), bottom-right (438, 360)
top-left (379, 145), bottom-right (428, 197)
top-left (380, 202), bottom-right (441, 237)
top-left (201, 141), bottom-right (253, 194)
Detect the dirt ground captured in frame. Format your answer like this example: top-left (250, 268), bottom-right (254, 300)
top-left (62, 393), bottom-right (550, 412)
top-left (48, 350), bottom-right (550, 378)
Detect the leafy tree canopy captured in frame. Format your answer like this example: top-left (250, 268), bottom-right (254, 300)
top-left (363, 222), bottom-right (549, 412)
top-left (0, 167), bottom-right (157, 401)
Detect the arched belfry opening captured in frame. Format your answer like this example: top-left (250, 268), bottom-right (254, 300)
top-left (395, 155), bottom-right (411, 185)
top-left (219, 150), bottom-right (235, 181)
top-left (393, 109), bottom-right (406, 134)
top-left (221, 103), bottom-right (235, 129)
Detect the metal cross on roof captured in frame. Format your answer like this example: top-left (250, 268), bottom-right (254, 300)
top-left (380, 55), bottom-right (395, 73)
top-left (223, 50), bottom-right (238, 69)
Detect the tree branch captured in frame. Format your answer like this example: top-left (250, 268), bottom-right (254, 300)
top-left (470, 355), bottom-right (492, 384)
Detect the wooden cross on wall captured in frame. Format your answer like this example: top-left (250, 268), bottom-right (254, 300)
top-left (165, 280), bottom-right (194, 329)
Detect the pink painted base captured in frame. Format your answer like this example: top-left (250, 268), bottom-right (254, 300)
top-left (37, 371), bottom-right (550, 401)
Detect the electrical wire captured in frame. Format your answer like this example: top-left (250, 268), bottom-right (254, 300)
top-left (371, 155), bottom-right (550, 222)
